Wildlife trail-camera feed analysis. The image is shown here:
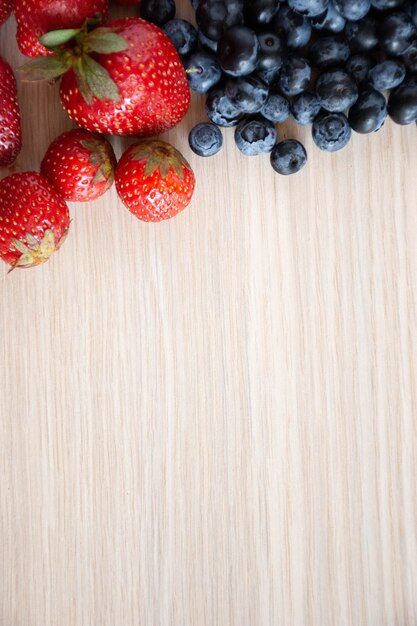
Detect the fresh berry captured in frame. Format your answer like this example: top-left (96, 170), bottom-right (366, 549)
top-left (0, 0), bottom-right (12, 26)
top-left (256, 32), bottom-right (286, 72)
top-left (309, 36), bottom-right (350, 67)
top-left (260, 92), bottom-right (291, 122)
top-left (115, 140), bottom-right (196, 222)
top-left (344, 16), bottom-right (378, 52)
top-left (379, 13), bottom-right (416, 56)
top-left (14, 0), bottom-right (109, 58)
top-left (368, 59), bottom-right (406, 90)
top-left (196, 0), bottom-right (245, 41)
top-left (270, 139), bottom-right (307, 174)
top-left (183, 51), bottom-right (222, 92)
top-left (371, 0), bottom-right (404, 9)
top-left (0, 172), bottom-right (70, 271)
top-left (311, 2), bottom-right (346, 32)
top-left (205, 86), bottom-right (243, 126)
top-left (348, 89), bottom-right (387, 132)
top-left (387, 80), bottom-right (417, 123)
top-left (188, 122), bottom-right (223, 156)
top-left (401, 39), bottom-right (417, 71)
top-left (288, 0), bottom-right (329, 18)
top-left (225, 74), bottom-right (269, 113)
top-left (346, 52), bottom-right (376, 84)
top-left (198, 30), bottom-right (218, 53)
top-left (22, 18), bottom-right (190, 137)
top-left (332, 0), bottom-right (371, 20)
top-left (0, 56), bottom-right (22, 167)
top-left (315, 68), bottom-right (358, 111)
top-left (291, 91), bottom-right (322, 123)
top-left (279, 54), bottom-right (311, 96)
top-left (217, 26), bottom-right (260, 76)
top-left (140, 0), bottom-right (175, 26)
top-left (245, 0), bottom-right (281, 25)
top-left (40, 129), bottom-right (116, 202)
top-left (164, 19), bottom-right (198, 56)
top-left (234, 115), bottom-right (277, 155)
top-left (273, 5), bottom-right (312, 48)
top-left (312, 111), bottom-right (352, 151)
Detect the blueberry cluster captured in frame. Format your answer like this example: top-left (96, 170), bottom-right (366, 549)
top-left (145, 0), bottom-right (417, 174)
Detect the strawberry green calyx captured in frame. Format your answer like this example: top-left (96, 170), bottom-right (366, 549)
top-left (9, 229), bottom-right (67, 272)
top-left (132, 141), bottom-right (192, 181)
top-left (80, 138), bottom-right (115, 186)
top-left (19, 24), bottom-right (128, 104)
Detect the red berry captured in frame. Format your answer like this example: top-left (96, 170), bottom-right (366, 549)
top-left (0, 0), bottom-right (12, 26)
top-left (0, 173), bottom-right (71, 271)
top-left (115, 140), bottom-right (196, 222)
top-left (0, 56), bottom-right (22, 167)
top-left (41, 129), bottom-right (116, 202)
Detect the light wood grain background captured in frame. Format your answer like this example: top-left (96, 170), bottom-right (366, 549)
top-left (1, 3), bottom-right (417, 625)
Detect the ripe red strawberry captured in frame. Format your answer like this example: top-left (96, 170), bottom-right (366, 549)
top-left (115, 140), bottom-right (196, 222)
top-left (0, 0), bottom-right (13, 26)
top-left (14, 0), bottom-right (109, 57)
top-left (0, 172), bottom-right (70, 271)
top-left (41, 129), bottom-right (116, 202)
top-left (0, 56), bottom-right (22, 167)
top-left (21, 18), bottom-right (190, 137)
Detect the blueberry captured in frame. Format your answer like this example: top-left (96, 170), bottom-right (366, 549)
top-left (346, 53), bottom-right (376, 84)
top-left (140, 0), bottom-right (175, 26)
top-left (348, 89), bottom-right (387, 132)
top-left (234, 115), bottom-right (277, 155)
top-left (332, 0), bottom-right (371, 20)
top-left (205, 87), bottom-right (243, 126)
top-left (379, 13), bottom-right (416, 56)
top-left (198, 31), bottom-right (219, 53)
top-left (312, 111), bottom-right (352, 150)
top-left (387, 80), bottom-right (417, 123)
top-left (261, 92), bottom-right (291, 121)
top-left (368, 60), bottom-right (406, 90)
top-left (183, 52), bottom-right (222, 93)
top-left (270, 139), bottom-right (308, 174)
top-left (279, 54), bottom-right (311, 96)
top-left (315, 69), bottom-right (358, 111)
top-left (309, 36), bottom-right (350, 66)
top-left (225, 74), bottom-right (269, 113)
top-left (257, 32), bottom-right (286, 72)
top-left (401, 39), bottom-right (417, 71)
top-left (190, 0), bottom-right (200, 8)
top-left (196, 0), bottom-right (245, 41)
top-left (217, 26), bottom-right (260, 76)
top-left (288, 0), bottom-right (329, 18)
top-left (273, 5), bottom-right (313, 48)
top-left (291, 91), bottom-right (322, 123)
top-left (371, 0), bottom-right (404, 8)
top-left (256, 66), bottom-right (282, 84)
top-left (164, 19), bottom-right (198, 56)
top-left (344, 16), bottom-right (379, 51)
top-left (311, 2), bottom-right (346, 32)
top-left (189, 122), bottom-right (223, 156)
top-left (246, 0), bottom-right (281, 24)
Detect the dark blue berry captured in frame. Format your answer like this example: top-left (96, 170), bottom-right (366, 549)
top-left (379, 13), bottom-right (416, 56)
top-left (346, 53), bottom-right (376, 84)
top-left (387, 80), bottom-right (417, 123)
top-left (198, 30), bottom-right (219, 52)
top-left (312, 111), bottom-right (352, 151)
top-left (163, 19), bottom-right (198, 56)
top-left (279, 54), bottom-right (311, 96)
top-left (257, 32), bottom-right (286, 72)
top-left (246, 0), bottom-right (281, 24)
top-left (332, 0), bottom-right (371, 20)
top-left (261, 92), bottom-right (291, 121)
top-left (273, 5), bottom-right (313, 48)
top-left (270, 139), bottom-right (308, 174)
top-left (401, 39), bottom-right (417, 71)
top-left (234, 115), bottom-right (277, 155)
top-left (291, 91), bottom-right (322, 123)
top-left (205, 87), bottom-right (243, 126)
top-left (189, 122), bottom-right (223, 156)
top-left (344, 16), bottom-right (378, 51)
top-left (348, 89), bottom-right (387, 132)
top-left (315, 69), bottom-right (358, 111)
top-left (225, 74), bottom-right (269, 113)
top-left (256, 66), bottom-right (282, 84)
top-left (368, 60), bottom-right (406, 90)
top-left (371, 0), bottom-right (404, 9)
top-left (183, 52), bottom-right (222, 93)
top-left (288, 0), bottom-right (329, 18)
top-left (309, 36), bottom-right (350, 66)
top-left (196, 0), bottom-right (245, 41)
top-left (311, 2), bottom-right (346, 32)
top-left (217, 26), bottom-right (260, 76)
top-left (140, 0), bottom-right (175, 26)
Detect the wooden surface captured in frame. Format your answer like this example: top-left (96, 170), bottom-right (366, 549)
top-left (1, 4), bottom-right (417, 626)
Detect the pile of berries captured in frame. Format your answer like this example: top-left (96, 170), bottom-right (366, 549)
top-left (152, 0), bottom-right (417, 174)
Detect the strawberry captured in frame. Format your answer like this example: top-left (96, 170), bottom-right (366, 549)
top-left (0, 0), bottom-right (13, 27)
top-left (21, 18), bottom-right (190, 137)
top-left (115, 140), bottom-right (196, 222)
top-left (0, 56), bottom-right (22, 167)
top-left (0, 172), bottom-right (70, 271)
top-left (14, 0), bottom-right (109, 57)
top-left (41, 129), bottom-right (116, 202)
